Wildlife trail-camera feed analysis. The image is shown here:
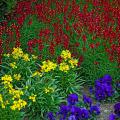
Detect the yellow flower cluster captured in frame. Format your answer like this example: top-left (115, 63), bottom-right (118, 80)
top-left (44, 87), bottom-right (54, 93)
top-left (0, 94), bottom-right (9, 109)
top-left (41, 60), bottom-right (57, 72)
top-left (11, 47), bottom-right (30, 62)
top-left (61, 50), bottom-right (71, 60)
top-left (59, 50), bottom-right (78, 72)
top-left (22, 53), bottom-right (30, 61)
top-left (32, 71), bottom-right (42, 77)
top-left (32, 55), bottom-right (38, 59)
top-left (9, 89), bottom-right (24, 100)
top-left (68, 59), bottom-right (78, 68)
top-left (13, 74), bottom-right (21, 81)
top-left (1, 75), bottom-right (13, 85)
top-left (59, 62), bottom-right (70, 72)
top-left (12, 47), bottom-right (23, 59)
top-left (9, 62), bottom-right (17, 69)
top-left (0, 94), bottom-right (3, 103)
top-left (10, 99), bottom-right (27, 110)
top-left (29, 94), bottom-right (37, 102)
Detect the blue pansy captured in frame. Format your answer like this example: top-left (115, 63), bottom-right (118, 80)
top-left (109, 113), bottom-right (116, 120)
top-left (89, 105), bottom-right (100, 115)
top-left (83, 94), bottom-right (92, 106)
top-left (114, 102), bottom-right (120, 117)
top-left (67, 94), bottom-right (78, 105)
top-left (47, 112), bottom-right (55, 120)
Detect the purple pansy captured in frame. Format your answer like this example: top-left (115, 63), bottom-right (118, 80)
top-left (114, 102), bottom-right (120, 117)
top-left (83, 94), bottom-right (92, 106)
top-left (89, 105), bottom-right (100, 115)
top-left (47, 112), bottom-right (55, 120)
top-left (67, 94), bottom-right (78, 105)
top-left (109, 113), bottom-right (116, 120)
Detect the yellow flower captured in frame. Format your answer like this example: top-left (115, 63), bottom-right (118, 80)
top-left (41, 60), bottom-right (57, 72)
top-left (1, 103), bottom-right (5, 109)
top-left (44, 87), bottom-right (54, 93)
top-left (13, 74), bottom-right (21, 81)
top-left (10, 99), bottom-right (27, 110)
top-left (32, 71), bottom-right (42, 77)
top-left (0, 94), bottom-right (3, 103)
top-left (29, 94), bottom-right (37, 102)
top-left (9, 89), bottom-right (24, 99)
top-left (69, 59), bottom-right (78, 68)
top-left (59, 62), bottom-right (70, 72)
top-left (3, 53), bottom-right (10, 57)
top-left (61, 50), bottom-right (71, 60)
top-left (1, 75), bottom-right (13, 85)
top-left (9, 62), bottom-right (17, 69)
top-left (32, 55), bottom-right (38, 59)
top-left (22, 53), bottom-right (30, 61)
top-left (12, 47), bottom-right (23, 59)
top-left (4, 83), bottom-right (13, 89)
top-left (5, 100), bottom-right (9, 105)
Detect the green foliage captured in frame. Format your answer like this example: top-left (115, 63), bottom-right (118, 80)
top-left (0, 48), bottom-right (83, 119)
top-left (0, 107), bottom-right (22, 120)
top-left (76, 34), bottom-right (119, 85)
top-left (0, 0), bottom-right (17, 14)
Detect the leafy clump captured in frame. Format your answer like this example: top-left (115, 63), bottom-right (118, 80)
top-left (0, 48), bottom-right (83, 119)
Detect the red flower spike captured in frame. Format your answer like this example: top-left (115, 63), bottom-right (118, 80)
top-left (38, 44), bottom-right (44, 51)
top-left (49, 42), bottom-right (55, 55)
top-left (74, 41), bottom-right (80, 47)
top-left (109, 55), bottom-right (114, 62)
top-left (57, 56), bottom-right (63, 64)
top-left (89, 43), bottom-right (95, 49)
top-left (82, 35), bottom-right (87, 43)
top-left (78, 55), bottom-right (84, 66)
top-left (28, 19), bottom-right (32, 25)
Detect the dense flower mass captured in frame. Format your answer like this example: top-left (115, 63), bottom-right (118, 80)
top-left (0, 0), bottom-right (120, 119)
top-left (12, 47), bottom-right (23, 59)
top-left (67, 93), bottom-right (78, 105)
top-left (61, 50), bottom-right (71, 61)
top-left (94, 74), bottom-right (114, 101)
top-left (41, 60), bottom-right (57, 72)
top-left (10, 99), bottom-right (27, 110)
top-left (1, 75), bottom-right (13, 85)
top-left (59, 62), bottom-right (70, 72)
top-left (47, 93), bottom-right (100, 120)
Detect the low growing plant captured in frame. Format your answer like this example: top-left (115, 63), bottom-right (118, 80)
top-left (0, 48), bottom-right (83, 119)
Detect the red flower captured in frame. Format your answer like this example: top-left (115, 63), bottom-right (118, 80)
top-left (78, 55), bottom-right (84, 66)
top-left (38, 44), bottom-right (44, 51)
top-left (28, 19), bottom-right (32, 25)
top-left (109, 55), bottom-right (114, 62)
top-left (89, 43), bottom-right (95, 49)
top-left (82, 35), bottom-right (87, 43)
top-left (49, 42), bottom-right (55, 55)
top-left (63, 34), bottom-right (69, 49)
top-left (94, 61), bottom-right (99, 65)
top-left (57, 56), bottom-right (62, 64)
top-left (74, 42), bottom-right (80, 47)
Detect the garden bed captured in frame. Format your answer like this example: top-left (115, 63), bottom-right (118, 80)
top-left (0, 0), bottom-right (120, 120)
